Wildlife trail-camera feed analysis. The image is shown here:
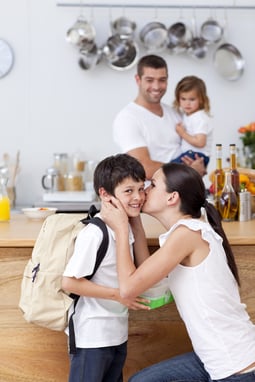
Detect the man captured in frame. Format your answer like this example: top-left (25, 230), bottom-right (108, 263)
top-left (113, 54), bottom-right (206, 179)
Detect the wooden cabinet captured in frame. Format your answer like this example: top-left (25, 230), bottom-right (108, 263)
top-left (1, 244), bottom-right (254, 382)
top-left (1, 216), bottom-right (255, 381)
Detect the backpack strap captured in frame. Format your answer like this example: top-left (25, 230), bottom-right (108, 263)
top-left (69, 210), bottom-right (109, 355)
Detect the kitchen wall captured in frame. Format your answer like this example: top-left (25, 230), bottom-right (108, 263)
top-left (1, 0), bottom-right (255, 205)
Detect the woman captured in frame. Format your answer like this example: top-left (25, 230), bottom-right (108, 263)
top-left (101, 163), bottom-right (255, 381)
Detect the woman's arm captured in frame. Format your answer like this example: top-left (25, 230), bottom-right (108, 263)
top-left (101, 199), bottom-right (192, 300)
top-left (129, 215), bottom-right (150, 267)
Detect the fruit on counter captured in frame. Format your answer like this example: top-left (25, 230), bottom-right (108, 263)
top-left (209, 167), bottom-right (255, 195)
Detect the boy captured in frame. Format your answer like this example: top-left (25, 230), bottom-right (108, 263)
top-left (62, 153), bottom-right (149, 382)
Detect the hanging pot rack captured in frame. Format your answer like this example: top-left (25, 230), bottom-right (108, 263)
top-left (56, 2), bottom-right (255, 10)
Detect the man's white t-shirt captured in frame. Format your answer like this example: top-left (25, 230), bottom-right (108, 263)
top-left (113, 102), bottom-right (182, 163)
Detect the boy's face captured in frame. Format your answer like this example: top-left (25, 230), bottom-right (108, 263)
top-left (114, 177), bottom-right (145, 218)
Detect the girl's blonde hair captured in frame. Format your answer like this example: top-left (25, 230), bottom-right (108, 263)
top-left (173, 75), bottom-right (210, 114)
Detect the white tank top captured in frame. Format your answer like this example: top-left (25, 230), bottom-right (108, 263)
top-left (159, 219), bottom-right (255, 379)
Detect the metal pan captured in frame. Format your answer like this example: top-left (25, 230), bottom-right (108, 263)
top-left (167, 21), bottom-right (192, 54)
top-left (213, 43), bottom-right (245, 81)
top-left (140, 21), bottom-right (168, 52)
top-left (102, 35), bottom-right (138, 71)
top-left (200, 18), bottom-right (223, 44)
top-left (111, 16), bottom-right (136, 40)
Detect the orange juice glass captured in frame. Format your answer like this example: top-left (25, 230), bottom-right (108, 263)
top-left (0, 196), bottom-right (10, 221)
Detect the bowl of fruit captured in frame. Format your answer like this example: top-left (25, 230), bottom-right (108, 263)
top-left (22, 207), bottom-right (57, 220)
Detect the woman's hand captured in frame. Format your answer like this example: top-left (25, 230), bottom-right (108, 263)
top-left (117, 292), bottom-right (150, 311)
top-left (100, 197), bottom-right (129, 233)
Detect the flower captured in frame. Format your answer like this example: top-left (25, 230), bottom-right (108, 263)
top-left (238, 122), bottom-right (255, 146)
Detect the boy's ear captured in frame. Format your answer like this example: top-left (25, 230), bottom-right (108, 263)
top-left (98, 187), bottom-right (112, 201)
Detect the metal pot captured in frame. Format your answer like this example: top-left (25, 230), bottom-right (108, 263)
top-left (213, 43), bottom-right (245, 81)
top-left (167, 21), bottom-right (192, 54)
top-left (79, 43), bottom-right (102, 70)
top-left (111, 16), bottom-right (136, 40)
top-left (66, 17), bottom-right (96, 49)
top-left (188, 14), bottom-right (208, 59)
top-left (188, 37), bottom-right (208, 59)
top-left (102, 35), bottom-right (138, 70)
top-left (140, 21), bottom-right (168, 52)
top-left (200, 18), bottom-right (223, 44)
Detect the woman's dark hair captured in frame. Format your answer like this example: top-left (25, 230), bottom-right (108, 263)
top-left (161, 163), bottom-right (240, 286)
top-left (137, 54), bottom-right (168, 78)
top-left (93, 154), bottom-right (146, 197)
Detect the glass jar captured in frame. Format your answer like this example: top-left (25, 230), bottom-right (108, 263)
top-left (53, 153), bottom-right (69, 176)
top-left (64, 172), bottom-right (84, 191)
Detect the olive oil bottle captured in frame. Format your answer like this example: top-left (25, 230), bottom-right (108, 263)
top-left (214, 144), bottom-right (225, 211)
top-left (219, 171), bottom-right (238, 221)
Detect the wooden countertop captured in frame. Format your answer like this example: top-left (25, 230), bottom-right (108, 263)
top-left (0, 213), bottom-right (255, 248)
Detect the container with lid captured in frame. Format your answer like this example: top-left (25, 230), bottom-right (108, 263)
top-left (53, 153), bottom-right (69, 176)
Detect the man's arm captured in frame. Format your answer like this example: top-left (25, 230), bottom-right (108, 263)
top-left (127, 147), bottom-right (163, 179)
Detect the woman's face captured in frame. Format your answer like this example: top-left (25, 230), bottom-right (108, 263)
top-left (142, 169), bottom-right (168, 215)
top-left (114, 177), bottom-right (145, 218)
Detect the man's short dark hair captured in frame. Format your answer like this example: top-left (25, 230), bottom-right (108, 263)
top-left (137, 54), bottom-right (168, 78)
top-left (94, 154), bottom-right (146, 196)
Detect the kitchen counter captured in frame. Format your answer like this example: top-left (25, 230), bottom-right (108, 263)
top-left (1, 213), bottom-right (255, 247)
top-left (1, 214), bottom-right (255, 381)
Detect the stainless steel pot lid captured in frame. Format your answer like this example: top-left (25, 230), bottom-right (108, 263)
top-left (213, 43), bottom-right (245, 81)
top-left (140, 21), bottom-right (168, 52)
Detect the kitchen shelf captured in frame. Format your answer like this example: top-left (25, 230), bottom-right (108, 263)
top-left (56, 2), bottom-right (255, 10)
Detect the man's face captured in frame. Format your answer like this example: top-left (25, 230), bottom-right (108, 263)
top-left (114, 177), bottom-right (145, 218)
top-left (136, 66), bottom-right (168, 104)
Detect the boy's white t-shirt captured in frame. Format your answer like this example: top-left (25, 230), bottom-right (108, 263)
top-left (63, 215), bottom-right (134, 348)
top-left (180, 110), bottom-right (213, 156)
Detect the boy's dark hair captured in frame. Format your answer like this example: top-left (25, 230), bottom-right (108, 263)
top-left (93, 154), bottom-right (146, 196)
top-left (137, 54), bottom-right (168, 78)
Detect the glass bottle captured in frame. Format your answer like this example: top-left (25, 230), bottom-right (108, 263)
top-left (0, 177), bottom-right (11, 222)
top-left (218, 171), bottom-right (238, 222)
top-left (229, 144), bottom-right (240, 194)
top-left (213, 144), bottom-right (225, 211)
